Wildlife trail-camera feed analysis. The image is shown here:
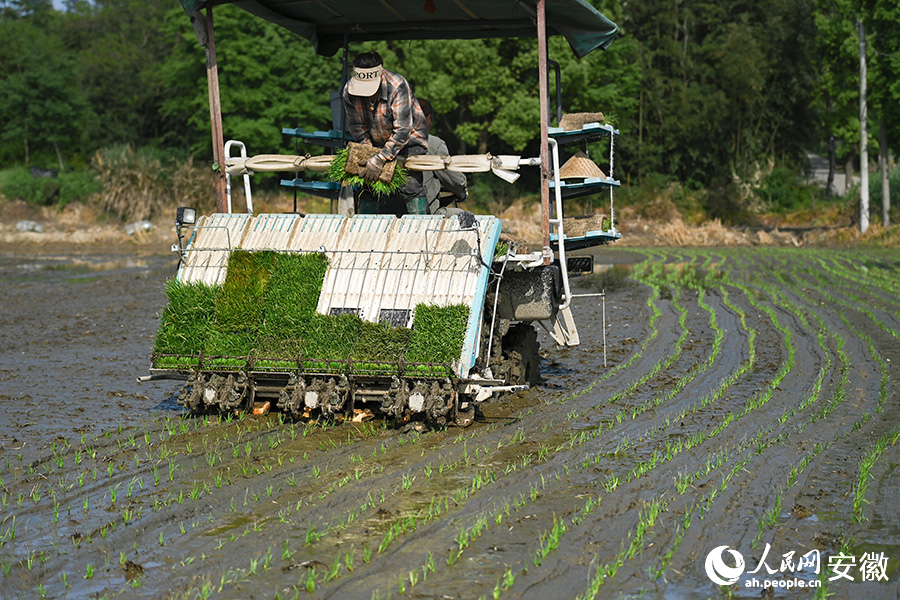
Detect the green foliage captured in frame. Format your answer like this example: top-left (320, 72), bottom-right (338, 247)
top-left (326, 146), bottom-right (408, 197)
top-left (866, 167), bottom-right (900, 213)
top-left (394, 39), bottom-right (537, 153)
top-left (153, 251), bottom-right (470, 373)
top-left (3, 0), bottom-right (898, 227)
top-left (153, 279), bottom-right (218, 359)
top-left (0, 167), bottom-right (101, 208)
top-left (813, 0), bottom-right (900, 171)
top-left (384, 34), bottom-right (640, 156)
top-left (705, 179), bottom-right (752, 225)
top-left (755, 167), bottom-right (823, 213)
top-left (623, 0), bottom-right (819, 187)
top-left (157, 3), bottom-right (342, 157)
top-left (0, 167), bottom-right (59, 206)
top-left (812, 2), bottom-right (861, 164)
top-left (58, 170), bottom-right (102, 208)
top-left (406, 304), bottom-right (470, 365)
top-left (0, 17), bottom-right (95, 167)
top-left (62, 0), bottom-right (173, 151)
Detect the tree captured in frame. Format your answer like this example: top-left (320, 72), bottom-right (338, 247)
top-left (865, 0), bottom-right (900, 226)
top-left (391, 38), bottom-right (542, 155)
top-left (814, 0), bottom-right (899, 224)
top-left (362, 0), bottom-right (638, 158)
top-left (0, 18), bottom-right (95, 167)
top-left (156, 3), bottom-right (341, 159)
top-left (623, 0), bottom-right (818, 191)
top-left (0, 0), bottom-right (54, 23)
top-left (62, 0), bottom-right (175, 150)
top-left (813, 0), bottom-right (860, 196)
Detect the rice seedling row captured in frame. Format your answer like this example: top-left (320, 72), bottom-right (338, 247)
top-left (351, 256), bottom-right (778, 597)
top-left (6, 248), bottom-right (899, 599)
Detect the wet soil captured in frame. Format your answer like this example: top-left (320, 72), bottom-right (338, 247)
top-left (1, 244), bottom-right (899, 600)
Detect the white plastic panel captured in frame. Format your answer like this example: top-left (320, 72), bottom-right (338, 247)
top-left (316, 215), bottom-right (497, 327)
top-left (241, 213), bottom-right (300, 251)
top-left (177, 213), bottom-right (251, 285)
top-left (316, 215), bottom-right (395, 319)
top-left (285, 213), bottom-right (348, 252)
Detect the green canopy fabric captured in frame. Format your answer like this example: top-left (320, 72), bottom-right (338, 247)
top-left (179, 0), bottom-right (618, 58)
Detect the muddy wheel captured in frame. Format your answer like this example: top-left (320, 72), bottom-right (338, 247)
top-left (494, 323), bottom-right (540, 386)
top-left (177, 372), bottom-right (250, 414)
top-left (453, 406), bottom-right (475, 427)
top-left (177, 373), bottom-right (205, 413)
top-left (493, 323), bottom-right (541, 385)
top-left (423, 379), bottom-right (455, 428)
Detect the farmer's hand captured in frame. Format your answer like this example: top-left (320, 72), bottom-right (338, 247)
top-left (362, 155), bottom-right (385, 182)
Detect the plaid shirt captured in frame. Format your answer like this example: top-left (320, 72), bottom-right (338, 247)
top-left (343, 69), bottom-right (428, 162)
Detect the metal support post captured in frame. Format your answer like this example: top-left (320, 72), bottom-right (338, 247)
top-left (205, 6), bottom-right (227, 213)
top-left (537, 0), bottom-right (551, 265)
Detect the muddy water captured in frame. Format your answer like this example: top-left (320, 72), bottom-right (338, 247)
top-left (1, 247), bottom-right (899, 600)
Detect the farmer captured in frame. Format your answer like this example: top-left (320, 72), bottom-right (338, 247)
top-left (342, 51), bottom-right (428, 216)
top-left (417, 98), bottom-right (468, 216)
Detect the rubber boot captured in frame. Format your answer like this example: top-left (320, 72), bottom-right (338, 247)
top-left (405, 196), bottom-right (428, 215)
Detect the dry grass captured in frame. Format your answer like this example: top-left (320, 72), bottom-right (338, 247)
top-left (496, 198), bottom-right (542, 244)
top-left (800, 222), bottom-right (900, 247)
top-left (656, 218), bottom-right (741, 246)
top-left (92, 146), bottom-right (215, 222)
top-left (4, 161), bottom-right (896, 250)
top-left (651, 217), bottom-right (804, 247)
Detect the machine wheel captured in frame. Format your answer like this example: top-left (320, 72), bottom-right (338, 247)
top-left (491, 323), bottom-right (540, 386)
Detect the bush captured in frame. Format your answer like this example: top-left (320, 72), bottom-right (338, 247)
top-left (0, 167), bottom-right (58, 206)
top-left (754, 166), bottom-right (824, 213)
top-left (706, 178), bottom-right (750, 225)
top-left (467, 170), bottom-right (540, 214)
top-left (865, 167), bottom-right (900, 219)
top-left (0, 167), bottom-right (103, 208)
top-left (58, 171), bottom-right (102, 208)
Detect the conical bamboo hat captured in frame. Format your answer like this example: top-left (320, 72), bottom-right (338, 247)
top-left (558, 152), bottom-right (606, 180)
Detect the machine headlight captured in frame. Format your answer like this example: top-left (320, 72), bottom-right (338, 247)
top-left (175, 207), bottom-right (197, 228)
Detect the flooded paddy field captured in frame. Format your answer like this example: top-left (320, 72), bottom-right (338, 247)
top-left (1, 246), bottom-right (899, 600)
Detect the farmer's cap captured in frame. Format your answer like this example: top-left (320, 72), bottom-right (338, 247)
top-left (348, 65), bottom-right (383, 97)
